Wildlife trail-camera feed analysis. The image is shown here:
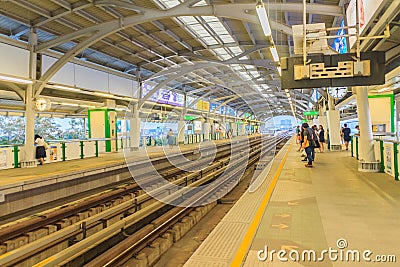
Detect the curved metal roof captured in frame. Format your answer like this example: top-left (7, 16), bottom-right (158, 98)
top-left (0, 0), bottom-right (398, 119)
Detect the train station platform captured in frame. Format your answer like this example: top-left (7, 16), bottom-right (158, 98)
top-left (186, 139), bottom-right (400, 266)
top-left (0, 135), bottom-right (256, 186)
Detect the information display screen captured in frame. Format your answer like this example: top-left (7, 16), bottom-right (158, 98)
top-left (332, 20), bottom-right (347, 54)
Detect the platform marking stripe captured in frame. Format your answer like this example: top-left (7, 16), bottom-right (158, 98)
top-left (230, 142), bottom-right (292, 267)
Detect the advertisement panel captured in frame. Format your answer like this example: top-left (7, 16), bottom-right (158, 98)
top-left (141, 83), bottom-right (184, 107)
top-left (346, 0), bottom-right (384, 47)
top-left (226, 107), bottom-right (236, 116)
top-left (196, 100), bottom-right (204, 110)
top-left (0, 150), bottom-right (6, 169)
top-left (195, 100), bottom-right (210, 111)
top-left (142, 83), bottom-right (158, 102)
top-left (156, 89), bottom-right (184, 106)
top-left (50, 146), bottom-right (58, 161)
top-left (384, 143), bottom-right (394, 177)
top-left (202, 101), bottom-right (210, 111)
top-left (210, 103), bottom-right (225, 114)
top-left (219, 105), bottom-right (225, 115)
top-left (210, 103), bottom-right (218, 112)
top-left (186, 96), bottom-right (196, 107)
top-left (193, 121), bottom-right (202, 132)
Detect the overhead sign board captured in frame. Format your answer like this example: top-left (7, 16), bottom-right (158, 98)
top-left (304, 110), bottom-right (319, 116)
top-left (184, 115), bottom-right (197, 121)
top-left (281, 51), bottom-right (385, 89)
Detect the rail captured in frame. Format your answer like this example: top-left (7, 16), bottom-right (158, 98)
top-left (0, 133), bottom-right (290, 267)
top-left (87, 135), bottom-right (289, 267)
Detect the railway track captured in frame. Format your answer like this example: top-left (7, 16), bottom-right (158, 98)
top-left (0, 133), bottom-right (291, 267)
top-left (0, 135), bottom-right (261, 242)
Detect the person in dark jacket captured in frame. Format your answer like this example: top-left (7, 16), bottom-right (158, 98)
top-left (301, 123), bottom-right (316, 168)
top-left (318, 125), bottom-right (325, 153)
top-left (341, 123), bottom-right (351, 150)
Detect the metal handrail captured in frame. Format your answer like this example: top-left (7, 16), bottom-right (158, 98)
top-left (48, 137), bottom-right (129, 143)
top-left (367, 135), bottom-right (399, 144)
top-left (0, 137), bottom-right (131, 147)
top-left (0, 144), bottom-right (24, 148)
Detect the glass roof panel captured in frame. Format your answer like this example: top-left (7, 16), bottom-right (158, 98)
top-left (160, 0), bottom-right (180, 8)
top-left (154, 0), bottom-right (271, 106)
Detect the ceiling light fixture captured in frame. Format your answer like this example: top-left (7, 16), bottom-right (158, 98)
top-left (377, 87), bottom-right (390, 93)
top-left (50, 84), bottom-right (81, 92)
top-left (93, 92), bottom-right (116, 98)
top-left (270, 46), bottom-right (279, 62)
top-left (256, 1), bottom-right (272, 37)
top-left (0, 74), bottom-right (33, 84)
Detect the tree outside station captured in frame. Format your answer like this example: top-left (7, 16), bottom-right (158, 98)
top-left (0, 117), bottom-right (85, 145)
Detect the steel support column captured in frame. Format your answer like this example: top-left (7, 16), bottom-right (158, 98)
top-left (355, 86), bottom-right (375, 162)
top-left (23, 28), bottom-right (37, 164)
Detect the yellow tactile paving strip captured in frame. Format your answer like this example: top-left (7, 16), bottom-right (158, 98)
top-left (187, 139), bottom-right (400, 267)
top-left (184, 140), bottom-right (292, 267)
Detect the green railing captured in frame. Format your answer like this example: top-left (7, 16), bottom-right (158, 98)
top-left (0, 137), bottom-right (130, 170)
top-left (13, 145), bottom-right (20, 168)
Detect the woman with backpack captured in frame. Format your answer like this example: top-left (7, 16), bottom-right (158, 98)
top-left (34, 134), bottom-right (47, 165)
top-left (301, 123), bottom-right (319, 168)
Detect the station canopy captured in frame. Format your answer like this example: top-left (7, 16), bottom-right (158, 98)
top-left (0, 0), bottom-right (398, 120)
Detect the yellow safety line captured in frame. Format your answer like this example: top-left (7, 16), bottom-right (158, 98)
top-left (230, 142), bottom-right (292, 267)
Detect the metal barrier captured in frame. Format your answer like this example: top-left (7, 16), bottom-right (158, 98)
top-left (352, 135), bottom-right (399, 180)
top-left (0, 137), bottom-right (130, 170)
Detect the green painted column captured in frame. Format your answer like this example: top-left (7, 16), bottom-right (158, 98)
top-left (13, 145), bottom-right (19, 168)
top-left (62, 142), bottom-right (66, 161)
top-left (379, 140), bottom-right (385, 173)
top-left (394, 143), bottom-right (399, 181)
top-left (356, 137), bottom-right (359, 160)
top-left (351, 136), bottom-right (354, 157)
top-left (95, 140), bottom-right (99, 157)
top-left (80, 141), bottom-right (84, 159)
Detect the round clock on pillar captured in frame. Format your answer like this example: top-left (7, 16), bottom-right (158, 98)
top-left (35, 98), bottom-right (51, 111)
top-left (327, 87), bottom-right (348, 99)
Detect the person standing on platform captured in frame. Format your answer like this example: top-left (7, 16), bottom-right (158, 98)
top-left (340, 126), bottom-right (345, 144)
top-left (295, 126), bottom-right (301, 144)
top-left (167, 129), bottom-right (174, 149)
top-left (34, 134), bottom-right (47, 165)
top-left (355, 125), bottom-right (360, 136)
top-left (297, 126), bottom-right (303, 152)
top-left (311, 125), bottom-right (319, 159)
top-left (318, 125), bottom-right (325, 153)
top-left (342, 123), bottom-right (351, 150)
top-left (301, 123), bottom-right (315, 168)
